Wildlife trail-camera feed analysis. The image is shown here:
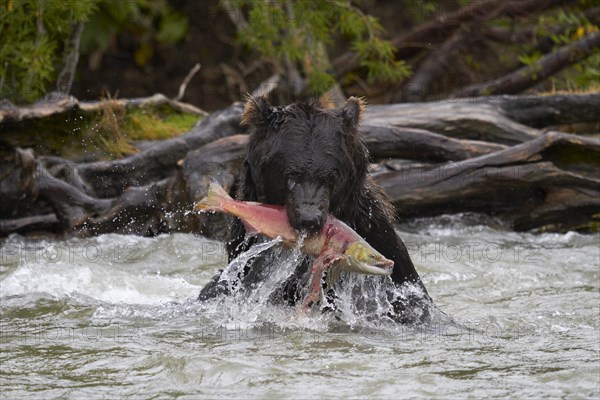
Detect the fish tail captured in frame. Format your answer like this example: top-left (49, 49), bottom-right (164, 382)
top-left (195, 179), bottom-right (233, 212)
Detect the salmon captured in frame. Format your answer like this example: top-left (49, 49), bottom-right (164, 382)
top-left (195, 180), bottom-right (394, 309)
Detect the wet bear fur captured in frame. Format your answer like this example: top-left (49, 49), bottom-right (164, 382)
top-left (198, 95), bottom-right (433, 323)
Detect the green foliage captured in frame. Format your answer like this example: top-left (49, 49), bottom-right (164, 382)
top-left (518, 50), bottom-right (543, 80)
top-left (405, 0), bottom-right (474, 27)
top-left (0, 0), bottom-right (99, 103)
top-left (230, 0), bottom-right (411, 95)
top-left (517, 51), bottom-right (542, 66)
top-left (464, 54), bottom-right (481, 71)
top-left (0, 99), bottom-right (200, 159)
top-left (155, 8), bottom-right (188, 44)
top-left (91, 103), bottom-right (199, 157)
top-left (532, 7), bottom-right (600, 91)
top-left (81, 0), bottom-right (189, 67)
top-left (0, 0), bottom-right (190, 104)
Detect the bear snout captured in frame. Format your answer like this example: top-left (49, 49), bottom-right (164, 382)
top-left (294, 206), bottom-right (326, 234)
top-left (286, 182), bottom-right (330, 234)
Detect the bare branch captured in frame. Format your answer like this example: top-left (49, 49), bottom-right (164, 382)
top-left (333, 0), bottom-right (577, 78)
top-left (402, 29), bottom-right (468, 101)
top-left (56, 22), bottom-right (84, 95)
top-left (175, 63), bottom-right (201, 101)
top-left (220, 0), bottom-right (248, 30)
top-left (451, 31), bottom-right (600, 98)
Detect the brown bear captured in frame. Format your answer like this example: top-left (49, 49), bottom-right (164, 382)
top-left (198, 95), bottom-right (433, 323)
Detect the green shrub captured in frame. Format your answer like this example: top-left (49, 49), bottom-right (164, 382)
top-left (0, 0), bottom-right (98, 103)
top-left (231, 0), bottom-right (411, 95)
top-left (0, 0), bottom-right (189, 104)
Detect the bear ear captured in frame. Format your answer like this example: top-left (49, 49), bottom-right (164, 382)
top-left (241, 94), bottom-right (275, 127)
top-left (340, 96), bottom-right (366, 127)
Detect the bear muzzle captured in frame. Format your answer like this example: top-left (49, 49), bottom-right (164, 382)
top-left (285, 180), bottom-right (331, 235)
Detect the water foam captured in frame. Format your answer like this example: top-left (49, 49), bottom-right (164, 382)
top-left (0, 261), bottom-right (199, 305)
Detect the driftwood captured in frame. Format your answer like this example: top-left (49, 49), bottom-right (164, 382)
top-left (361, 125), bottom-right (507, 161)
top-left (0, 92), bottom-right (208, 124)
top-left (1, 92), bottom-right (599, 237)
top-left (364, 93), bottom-right (600, 143)
top-left (73, 102), bottom-right (243, 198)
top-left (376, 131), bottom-right (600, 231)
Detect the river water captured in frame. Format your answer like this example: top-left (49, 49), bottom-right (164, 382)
top-left (1, 215), bottom-right (598, 398)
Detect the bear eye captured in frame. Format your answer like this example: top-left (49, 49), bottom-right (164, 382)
top-left (330, 168), bottom-right (341, 180)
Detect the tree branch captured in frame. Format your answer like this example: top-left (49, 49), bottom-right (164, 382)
top-left (332, 0), bottom-right (574, 78)
top-left (175, 63), bottom-right (201, 101)
top-left (56, 22), bottom-right (84, 95)
top-left (402, 29), bottom-right (468, 101)
top-left (451, 31), bottom-right (600, 98)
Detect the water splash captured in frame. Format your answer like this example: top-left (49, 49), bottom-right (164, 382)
top-left (197, 232), bottom-right (449, 332)
top-left (200, 236), bottom-right (308, 329)
top-left (217, 237), bottom-right (283, 294)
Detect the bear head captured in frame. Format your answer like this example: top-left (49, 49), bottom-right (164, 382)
top-left (242, 95), bottom-right (369, 234)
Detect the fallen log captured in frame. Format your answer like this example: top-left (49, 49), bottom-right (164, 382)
top-left (179, 134), bottom-right (249, 240)
top-left (364, 100), bottom-right (540, 144)
top-left (361, 124), bottom-right (506, 162)
top-left (77, 178), bottom-right (171, 236)
top-left (0, 92), bottom-right (208, 124)
top-left (0, 214), bottom-right (59, 236)
top-left (376, 131), bottom-right (600, 231)
top-left (74, 101), bottom-right (245, 198)
top-left (487, 93), bottom-right (600, 129)
top-left (380, 161), bottom-right (600, 232)
top-left (365, 93), bottom-right (600, 143)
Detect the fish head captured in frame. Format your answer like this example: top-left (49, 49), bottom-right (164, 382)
top-left (344, 241), bottom-right (394, 275)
